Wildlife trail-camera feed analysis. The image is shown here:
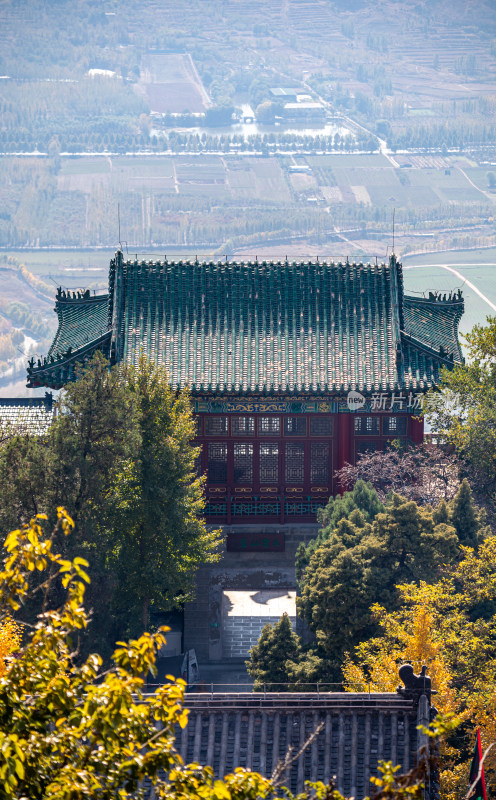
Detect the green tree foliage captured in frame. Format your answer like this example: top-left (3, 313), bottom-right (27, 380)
top-left (433, 316), bottom-right (496, 497)
top-left (246, 613), bottom-right (301, 691)
top-left (51, 352), bottom-right (137, 527)
top-left (204, 105), bottom-right (235, 126)
top-left (0, 510), bottom-right (431, 799)
top-left (0, 353), bottom-right (221, 655)
top-left (255, 101), bottom-right (282, 124)
top-left (105, 355), bottom-right (221, 631)
top-left (3, 301), bottom-right (51, 338)
top-left (448, 479), bottom-right (482, 548)
top-left (295, 480), bottom-right (384, 582)
top-left (295, 486), bottom-right (485, 682)
top-left (0, 510), bottom-right (269, 799)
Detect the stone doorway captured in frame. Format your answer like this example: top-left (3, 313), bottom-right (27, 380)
top-left (221, 588), bottom-right (296, 661)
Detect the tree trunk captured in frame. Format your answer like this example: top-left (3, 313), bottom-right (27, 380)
top-left (142, 597), bottom-right (149, 631)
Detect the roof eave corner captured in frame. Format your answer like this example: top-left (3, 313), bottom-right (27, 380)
top-left (390, 253), bottom-right (405, 334)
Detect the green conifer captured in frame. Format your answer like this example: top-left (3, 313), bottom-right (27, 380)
top-left (297, 493), bottom-right (460, 680)
top-left (246, 613), bottom-right (301, 691)
top-left (449, 478), bottom-right (480, 548)
top-left (295, 480), bottom-right (383, 583)
top-left (433, 498), bottom-right (449, 525)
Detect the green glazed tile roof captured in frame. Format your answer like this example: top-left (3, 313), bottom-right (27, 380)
top-left (403, 295), bottom-right (464, 362)
top-left (115, 258), bottom-right (402, 392)
top-left (48, 293), bottom-right (109, 360)
top-left (28, 254), bottom-right (464, 393)
top-left (110, 256), bottom-right (461, 393)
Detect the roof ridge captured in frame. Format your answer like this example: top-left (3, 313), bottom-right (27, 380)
top-left (121, 258), bottom-right (397, 269)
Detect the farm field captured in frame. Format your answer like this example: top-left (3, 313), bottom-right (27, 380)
top-left (55, 155), bottom-right (292, 201)
top-left (3, 152), bottom-right (494, 253)
top-left (138, 53), bottom-right (211, 114)
top-left (403, 256), bottom-right (496, 335)
top-left (305, 154), bottom-right (488, 208)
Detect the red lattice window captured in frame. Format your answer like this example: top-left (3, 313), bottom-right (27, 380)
top-left (260, 443), bottom-right (279, 484)
top-left (383, 416), bottom-right (407, 435)
top-left (207, 442), bottom-right (227, 483)
top-left (259, 416), bottom-right (280, 435)
top-left (285, 417), bottom-right (306, 436)
top-left (354, 416), bottom-right (380, 435)
top-left (310, 442), bottom-right (329, 484)
top-left (234, 443), bottom-right (253, 484)
top-left (193, 449), bottom-right (202, 476)
top-left (205, 416), bottom-right (228, 435)
top-left (285, 443), bottom-right (305, 483)
top-left (356, 440), bottom-right (379, 455)
top-left (231, 416), bottom-right (255, 435)
top-left (310, 416), bottom-right (333, 436)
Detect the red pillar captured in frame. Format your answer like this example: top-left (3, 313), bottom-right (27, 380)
top-left (409, 414), bottom-right (424, 445)
top-left (337, 413), bottom-right (352, 493)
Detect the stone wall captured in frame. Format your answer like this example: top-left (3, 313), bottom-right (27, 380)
top-left (184, 523), bottom-right (318, 663)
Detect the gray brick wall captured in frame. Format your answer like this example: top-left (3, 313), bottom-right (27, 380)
top-left (222, 615), bottom-right (297, 660)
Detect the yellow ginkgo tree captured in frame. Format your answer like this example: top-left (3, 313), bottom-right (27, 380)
top-left (343, 538), bottom-right (496, 800)
top-left (0, 615), bottom-right (20, 678)
top-left (342, 588), bottom-right (457, 716)
top-left (0, 509), bottom-right (277, 799)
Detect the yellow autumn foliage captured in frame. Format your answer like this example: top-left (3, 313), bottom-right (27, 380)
top-left (343, 539), bottom-right (496, 800)
top-left (342, 590), bottom-right (457, 716)
top-left (0, 616), bottom-right (21, 677)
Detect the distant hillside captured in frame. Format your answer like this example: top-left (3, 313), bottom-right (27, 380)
top-left (0, 0), bottom-right (495, 153)
top-left (0, 258), bottom-right (56, 390)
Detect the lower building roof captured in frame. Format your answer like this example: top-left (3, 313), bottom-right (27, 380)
top-left (0, 393), bottom-right (54, 437)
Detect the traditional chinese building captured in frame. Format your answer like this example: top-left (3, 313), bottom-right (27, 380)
top-left (27, 252), bottom-right (463, 664)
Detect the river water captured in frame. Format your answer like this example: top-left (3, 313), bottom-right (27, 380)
top-left (151, 104), bottom-right (353, 140)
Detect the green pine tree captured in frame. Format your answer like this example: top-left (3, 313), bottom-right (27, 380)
top-left (246, 613), bottom-right (301, 691)
top-left (297, 493), bottom-right (460, 680)
top-left (295, 480), bottom-right (383, 583)
top-left (433, 498), bottom-right (450, 525)
top-left (449, 479), bottom-right (480, 548)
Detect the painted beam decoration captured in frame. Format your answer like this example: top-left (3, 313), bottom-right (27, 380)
top-left (193, 391), bottom-right (425, 414)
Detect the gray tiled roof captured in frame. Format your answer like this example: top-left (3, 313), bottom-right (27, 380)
top-left (0, 394), bottom-right (54, 437)
top-left (174, 691), bottom-right (420, 797)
